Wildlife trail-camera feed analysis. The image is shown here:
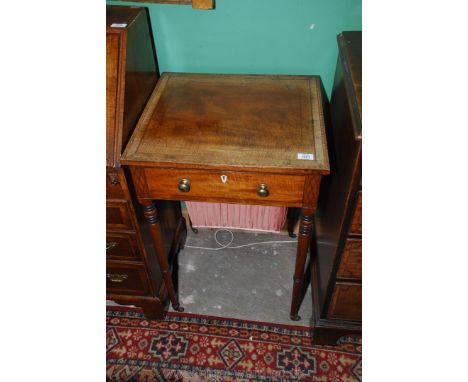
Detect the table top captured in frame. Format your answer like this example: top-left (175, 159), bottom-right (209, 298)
top-left (122, 73), bottom-right (329, 175)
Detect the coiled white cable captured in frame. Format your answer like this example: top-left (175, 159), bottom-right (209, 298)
top-left (184, 229), bottom-right (297, 251)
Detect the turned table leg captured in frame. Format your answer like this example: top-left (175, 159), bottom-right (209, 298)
top-left (141, 200), bottom-right (183, 312)
top-left (287, 207), bottom-right (297, 238)
top-left (188, 215), bottom-right (198, 234)
top-left (290, 207), bottom-right (314, 321)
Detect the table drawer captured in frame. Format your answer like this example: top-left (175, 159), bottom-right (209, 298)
top-left (337, 238), bottom-right (362, 279)
top-left (327, 282), bottom-right (361, 321)
top-left (106, 232), bottom-right (141, 261)
top-left (106, 201), bottom-right (134, 230)
top-left (138, 168), bottom-right (306, 206)
top-left (106, 170), bottom-right (127, 200)
top-left (106, 263), bottom-right (150, 295)
top-left (349, 191), bottom-right (362, 235)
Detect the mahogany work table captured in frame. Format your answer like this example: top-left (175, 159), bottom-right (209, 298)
top-left (121, 73), bottom-right (330, 320)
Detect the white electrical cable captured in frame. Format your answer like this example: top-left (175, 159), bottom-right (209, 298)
top-left (184, 228), bottom-right (297, 251)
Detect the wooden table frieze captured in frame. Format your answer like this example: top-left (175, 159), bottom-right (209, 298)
top-left (122, 73), bottom-right (329, 320)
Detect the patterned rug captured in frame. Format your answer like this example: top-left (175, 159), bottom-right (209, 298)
top-left (106, 306), bottom-right (362, 381)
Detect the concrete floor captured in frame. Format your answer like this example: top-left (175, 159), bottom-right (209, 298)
top-left (170, 227), bottom-right (313, 326)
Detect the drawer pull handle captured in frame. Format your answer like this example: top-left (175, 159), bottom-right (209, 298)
top-left (178, 178), bottom-right (191, 192)
top-left (257, 183), bottom-right (269, 197)
top-left (106, 241), bottom-right (118, 251)
top-left (107, 273), bottom-right (128, 283)
top-left (109, 173), bottom-right (119, 185)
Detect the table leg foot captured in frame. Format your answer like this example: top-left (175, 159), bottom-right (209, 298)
top-left (188, 215), bottom-right (198, 234)
top-left (289, 208), bottom-right (314, 321)
top-left (142, 201), bottom-right (182, 312)
top-left (287, 207), bottom-right (298, 238)
top-left (174, 306), bottom-right (185, 312)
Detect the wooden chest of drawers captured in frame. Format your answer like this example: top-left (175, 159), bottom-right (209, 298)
top-left (311, 31), bottom-right (362, 344)
top-left (106, 6), bottom-right (186, 318)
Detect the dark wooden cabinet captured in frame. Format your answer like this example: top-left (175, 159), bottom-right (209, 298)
top-left (311, 31), bottom-right (362, 344)
top-left (106, 6), bottom-right (186, 318)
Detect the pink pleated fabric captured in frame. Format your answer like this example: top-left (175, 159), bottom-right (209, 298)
top-left (185, 202), bottom-right (287, 233)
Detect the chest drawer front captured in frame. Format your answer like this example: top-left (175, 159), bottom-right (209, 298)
top-left (106, 232), bottom-right (141, 261)
top-left (337, 238), bottom-right (362, 279)
top-left (106, 201), bottom-right (134, 230)
top-left (106, 170), bottom-right (127, 200)
top-left (106, 263), bottom-right (150, 295)
top-left (328, 282), bottom-right (361, 321)
top-left (138, 168), bottom-right (306, 206)
top-left (349, 191), bottom-right (362, 235)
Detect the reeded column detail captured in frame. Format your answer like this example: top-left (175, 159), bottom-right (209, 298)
top-left (290, 208), bottom-right (315, 321)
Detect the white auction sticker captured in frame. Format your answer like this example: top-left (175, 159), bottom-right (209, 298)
top-left (111, 23), bottom-right (127, 28)
top-left (297, 153), bottom-right (314, 160)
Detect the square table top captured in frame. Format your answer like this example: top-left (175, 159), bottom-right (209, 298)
top-left (122, 73), bottom-right (329, 175)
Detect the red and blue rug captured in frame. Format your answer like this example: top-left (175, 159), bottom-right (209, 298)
top-left (106, 306), bottom-right (361, 381)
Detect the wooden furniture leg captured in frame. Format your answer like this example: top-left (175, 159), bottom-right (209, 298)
top-left (290, 207), bottom-right (314, 321)
top-left (287, 207), bottom-right (297, 238)
top-left (141, 200), bottom-right (184, 312)
top-left (313, 326), bottom-right (362, 346)
top-left (188, 214), bottom-right (198, 234)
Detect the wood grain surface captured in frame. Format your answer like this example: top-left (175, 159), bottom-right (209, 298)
top-left (338, 32), bottom-right (361, 139)
top-left (106, 201), bottom-right (134, 230)
top-left (106, 5), bottom-right (144, 28)
top-left (106, 6), bottom-right (187, 319)
top-left (106, 33), bottom-right (121, 167)
top-left (349, 191), bottom-right (362, 235)
top-left (109, 0), bottom-right (215, 10)
top-left (337, 238), bottom-right (362, 279)
top-left (106, 232), bottom-right (142, 261)
top-left (311, 31), bottom-right (362, 343)
top-left (122, 72), bottom-right (330, 320)
top-left (111, 0), bottom-right (191, 6)
top-left (106, 170), bottom-right (127, 199)
top-left (122, 73), bottom-right (329, 175)
top-left (106, 262), bottom-right (151, 295)
top-left (133, 167), bottom-right (307, 206)
top-left (192, 0), bottom-right (214, 9)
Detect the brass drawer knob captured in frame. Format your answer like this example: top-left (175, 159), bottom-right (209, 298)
top-left (109, 173), bottom-right (119, 185)
top-left (106, 273), bottom-right (128, 283)
top-left (257, 183), bottom-right (269, 197)
top-left (178, 178), bottom-right (191, 192)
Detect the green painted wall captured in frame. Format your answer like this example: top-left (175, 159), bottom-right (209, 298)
top-left (107, 0), bottom-right (361, 98)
